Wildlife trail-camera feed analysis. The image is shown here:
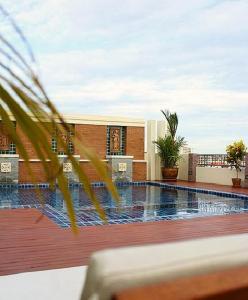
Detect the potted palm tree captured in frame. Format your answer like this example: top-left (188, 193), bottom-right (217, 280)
top-left (226, 140), bottom-right (246, 187)
top-left (154, 110), bottom-right (186, 181)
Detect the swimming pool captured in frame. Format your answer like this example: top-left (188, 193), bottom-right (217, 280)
top-left (1, 182), bottom-right (248, 227)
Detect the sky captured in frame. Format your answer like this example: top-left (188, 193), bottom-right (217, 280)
top-left (1, 0), bottom-right (248, 153)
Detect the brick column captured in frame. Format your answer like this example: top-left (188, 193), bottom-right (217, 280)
top-left (188, 153), bottom-right (198, 182)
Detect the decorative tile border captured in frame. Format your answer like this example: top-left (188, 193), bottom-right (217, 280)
top-left (147, 181), bottom-right (248, 200)
top-left (0, 181), bottom-right (248, 200)
top-left (5, 181), bottom-right (148, 189)
top-left (18, 183), bottom-right (50, 189)
top-left (0, 162), bottom-right (11, 173)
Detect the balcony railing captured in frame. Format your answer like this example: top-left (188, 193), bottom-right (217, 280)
top-left (197, 154), bottom-right (246, 168)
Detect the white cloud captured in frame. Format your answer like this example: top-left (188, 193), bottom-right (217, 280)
top-left (1, 0), bottom-right (248, 153)
top-left (48, 77), bottom-right (248, 113)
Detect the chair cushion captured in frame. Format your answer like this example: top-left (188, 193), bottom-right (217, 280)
top-left (113, 265), bottom-right (248, 300)
top-left (81, 234), bottom-right (248, 300)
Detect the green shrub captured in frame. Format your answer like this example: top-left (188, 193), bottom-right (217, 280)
top-left (153, 110), bottom-right (186, 168)
top-left (226, 140), bottom-right (247, 178)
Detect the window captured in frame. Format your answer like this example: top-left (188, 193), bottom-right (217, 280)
top-left (0, 142), bottom-right (16, 155)
top-left (106, 126), bottom-right (126, 156)
top-left (0, 122), bottom-right (16, 154)
top-left (52, 124), bottom-right (75, 155)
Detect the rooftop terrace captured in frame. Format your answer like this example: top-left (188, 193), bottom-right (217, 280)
top-left (2, 181), bottom-right (248, 277)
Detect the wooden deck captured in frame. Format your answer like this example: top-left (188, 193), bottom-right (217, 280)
top-left (1, 181), bottom-right (248, 276)
top-left (170, 180), bottom-right (248, 195)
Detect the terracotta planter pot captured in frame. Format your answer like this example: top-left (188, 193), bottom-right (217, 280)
top-left (161, 167), bottom-right (178, 181)
top-left (232, 178), bottom-right (241, 188)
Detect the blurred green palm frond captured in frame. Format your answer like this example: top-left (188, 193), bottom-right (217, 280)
top-left (0, 5), bottom-right (120, 232)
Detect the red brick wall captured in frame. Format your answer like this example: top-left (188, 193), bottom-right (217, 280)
top-left (79, 161), bottom-right (109, 182)
top-left (16, 123), bottom-right (145, 160)
top-left (75, 124), bottom-right (107, 159)
top-left (19, 161), bottom-right (147, 183)
top-left (126, 127), bottom-right (144, 160)
top-left (19, 161), bottom-right (107, 183)
top-left (79, 161), bottom-right (146, 182)
top-left (19, 161), bottom-right (52, 183)
top-left (16, 124), bottom-right (51, 159)
top-left (17, 123), bottom-right (146, 182)
top-left (133, 162), bottom-right (147, 181)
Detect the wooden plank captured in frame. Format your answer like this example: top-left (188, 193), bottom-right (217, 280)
top-left (1, 208), bottom-right (248, 275)
top-left (170, 180), bottom-right (248, 195)
top-left (1, 181), bottom-right (248, 276)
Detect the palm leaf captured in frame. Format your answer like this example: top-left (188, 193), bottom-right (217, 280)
top-left (161, 109), bottom-right (179, 139)
top-left (154, 110), bottom-right (186, 167)
top-left (0, 5), bottom-right (120, 231)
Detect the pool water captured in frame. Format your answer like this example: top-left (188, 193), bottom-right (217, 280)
top-left (1, 184), bottom-right (248, 227)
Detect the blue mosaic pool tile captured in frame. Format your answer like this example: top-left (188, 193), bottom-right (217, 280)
top-left (2, 181), bottom-right (248, 228)
top-left (0, 183), bottom-right (16, 188)
top-left (18, 183), bottom-right (50, 189)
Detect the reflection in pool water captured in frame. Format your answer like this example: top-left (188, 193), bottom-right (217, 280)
top-left (0, 185), bottom-right (247, 227)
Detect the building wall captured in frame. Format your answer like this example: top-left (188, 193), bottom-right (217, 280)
top-left (79, 161), bottom-right (108, 182)
top-left (126, 127), bottom-right (144, 160)
top-left (16, 123), bottom-right (52, 159)
top-left (75, 124), bottom-right (107, 159)
top-left (19, 160), bottom-right (110, 183)
top-left (11, 115), bottom-right (147, 183)
top-left (196, 167), bottom-right (245, 186)
top-left (19, 161), bottom-right (52, 183)
top-left (16, 125), bottom-right (42, 159)
top-left (133, 162), bottom-right (147, 181)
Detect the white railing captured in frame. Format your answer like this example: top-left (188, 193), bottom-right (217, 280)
top-left (197, 154), bottom-right (246, 168)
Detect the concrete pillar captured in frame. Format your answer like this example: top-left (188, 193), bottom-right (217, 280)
top-left (177, 154), bottom-right (189, 181)
top-left (58, 155), bottom-right (80, 184)
top-left (107, 155), bottom-right (133, 182)
top-left (0, 154), bottom-right (19, 184)
top-left (146, 120), bottom-right (167, 180)
top-left (244, 154), bottom-right (248, 187)
top-left (188, 153), bottom-right (198, 182)
top-left (146, 120), bottom-right (157, 181)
